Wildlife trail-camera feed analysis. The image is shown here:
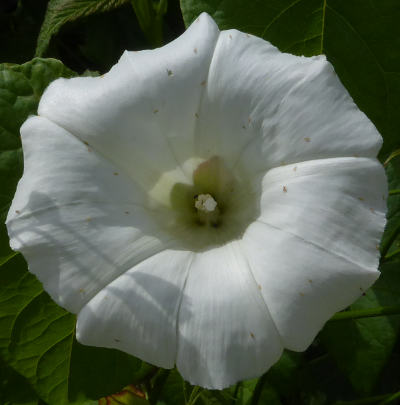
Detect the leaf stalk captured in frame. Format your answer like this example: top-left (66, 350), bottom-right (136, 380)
top-left (329, 305), bottom-right (400, 322)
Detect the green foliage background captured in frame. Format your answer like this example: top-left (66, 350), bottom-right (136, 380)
top-left (1, 1), bottom-right (400, 404)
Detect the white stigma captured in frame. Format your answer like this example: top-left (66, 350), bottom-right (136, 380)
top-left (195, 194), bottom-right (218, 212)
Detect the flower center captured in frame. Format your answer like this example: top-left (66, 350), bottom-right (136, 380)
top-left (194, 193), bottom-right (218, 212)
top-left (148, 155), bottom-right (260, 251)
top-left (194, 193), bottom-right (220, 227)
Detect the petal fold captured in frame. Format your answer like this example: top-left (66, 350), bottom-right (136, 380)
top-left (197, 30), bottom-right (382, 174)
top-left (38, 13), bottom-right (220, 189)
top-left (242, 157), bottom-right (387, 350)
top-left (7, 116), bottom-right (171, 313)
top-left (176, 242), bottom-right (283, 389)
top-left (77, 250), bottom-right (193, 368)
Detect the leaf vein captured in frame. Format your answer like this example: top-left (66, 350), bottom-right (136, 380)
top-left (326, 4), bottom-right (390, 130)
top-left (261, 0), bottom-right (306, 39)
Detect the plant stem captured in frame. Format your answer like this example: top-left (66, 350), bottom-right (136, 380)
top-left (250, 373), bottom-right (268, 405)
top-left (231, 382), bottom-right (242, 405)
top-left (329, 306), bottom-right (400, 322)
top-left (380, 220), bottom-right (400, 262)
top-left (389, 189), bottom-right (400, 196)
top-left (187, 386), bottom-right (202, 405)
top-left (384, 247), bottom-right (400, 261)
top-left (334, 393), bottom-right (392, 404)
top-left (378, 391), bottom-right (400, 405)
top-left (0, 251), bottom-right (18, 266)
top-left (384, 149), bottom-right (400, 166)
top-left (148, 369), bottom-right (170, 405)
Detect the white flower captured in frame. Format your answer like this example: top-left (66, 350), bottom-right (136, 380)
top-left (6, 13), bottom-right (387, 389)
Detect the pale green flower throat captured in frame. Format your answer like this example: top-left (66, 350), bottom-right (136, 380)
top-left (147, 155), bottom-right (260, 250)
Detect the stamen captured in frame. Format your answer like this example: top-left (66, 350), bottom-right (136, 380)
top-left (194, 194), bottom-right (218, 212)
top-left (194, 194), bottom-right (220, 227)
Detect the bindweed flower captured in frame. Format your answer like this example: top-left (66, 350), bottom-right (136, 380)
top-left (6, 13), bottom-right (387, 389)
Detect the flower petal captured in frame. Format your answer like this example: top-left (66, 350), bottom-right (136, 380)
top-left (197, 30), bottom-right (381, 174)
top-left (7, 116), bottom-right (172, 313)
top-left (260, 157), bottom-right (386, 270)
top-left (176, 242), bottom-right (283, 389)
top-left (76, 250), bottom-right (193, 368)
top-left (242, 157), bottom-right (387, 350)
top-left (37, 13), bottom-right (220, 189)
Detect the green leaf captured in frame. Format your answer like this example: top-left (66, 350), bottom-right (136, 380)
top-left (36, 0), bottom-right (131, 57)
top-left (0, 356), bottom-right (40, 405)
top-left (154, 369), bottom-right (186, 405)
top-left (232, 377), bottom-right (281, 405)
top-left (0, 254), bottom-right (75, 405)
top-left (0, 58), bottom-right (72, 257)
top-left (130, 0), bottom-right (168, 47)
top-left (245, 352), bottom-right (302, 405)
top-left (381, 159), bottom-right (400, 260)
top-left (180, 0), bottom-right (400, 159)
top-left (0, 58), bottom-right (74, 264)
top-left (0, 0), bottom-right (48, 65)
top-left (237, 379), bottom-right (258, 405)
top-left (251, 384), bottom-right (282, 405)
top-left (263, 351), bottom-right (303, 398)
top-left (321, 259), bottom-right (400, 395)
top-left (69, 340), bottom-right (142, 402)
top-left (181, 0), bottom-right (326, 56)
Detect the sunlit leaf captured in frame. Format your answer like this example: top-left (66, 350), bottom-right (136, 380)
top-left (0, 357), bottom-right (40, 405)
top-left (36, 0), bottom-right (131, 57)
top-left (0, 58), bottom-right (74, 264)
